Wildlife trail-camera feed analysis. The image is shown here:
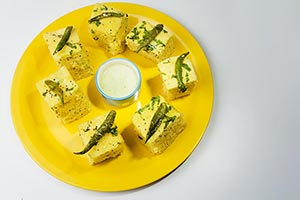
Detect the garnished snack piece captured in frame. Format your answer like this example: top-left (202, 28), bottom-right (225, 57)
top-left (74, 110), bottom-right (116, 155)
top-left (126, 21), bottom-right (175, 63)
top-left (88, 3), bottom-right (129, 56)
top-left (132, 96), bottom-right (185, 154)
top-left (157, 52), bottom-right (197, 100)
top-left (76, 111), bottom-right (124, 165)
top-left (36, 67), bottom-right (91, 124)
top-left (43, 26), bottom-right (94, 81)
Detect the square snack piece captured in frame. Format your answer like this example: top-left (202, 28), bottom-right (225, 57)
top-left (43, 26), bottom-right (94, 81)
top-left (88, 3), bottom-right (129, 56)
top-left (158, 53), bottom-right (197, 100)
top-left (132, 96), bottom-right (185, 154)
top-left (36, 66), bottom-right (91, 124)
top-left (78, 113), bottom-right (124, 165)
top-left (126, 21), bottom-right (175, 63)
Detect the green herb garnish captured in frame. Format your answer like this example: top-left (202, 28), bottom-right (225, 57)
top-left (65, 87), bottom-right (74, 92)
top-left (74, 110), bottom-right (117, 155)
top-left (175, 52), bottom-right (190, 92)
top-left (136, 24), bottom-right (164, 53)
top-left (185, 72), bottom-right (190, 82)
top-left (136, 104), bottom-right (150, 114)
top-left (44, 80), bottom-right (64, 105)
top-left (150, 96), bottom-right (161, 110)
top-left (145, 102), bottom-right (168, 143)
top-left (53, 26), bottom-right (73, 55)
top-left (66, 42), bottom-right (77, 49)
top-left (136, 96), bottom-right (161, 114)
top-left (109, 125), bottom-right (118, 136)
top-left (128, 27), bottom-right (140, 41)
top-left (182, 63), bottom-right (191, 71)
top-left (88, 12), bottom-right (124, 24)
top-left (145, 38), bottom-right (165, 51)
top-left (163, 115), bottom-right (176, 129)
top-left (100, 5), bottom-right (108, 11)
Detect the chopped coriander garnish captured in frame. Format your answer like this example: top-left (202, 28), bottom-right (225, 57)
top-left (182, 63), bottom-right (191, 71)
top-left (163, 115), bottom-right (176, 129)
top-left (65, 87), bottom-right (74, 91)
top-left (66, 42), bottom-right (77, 49)
top-left (185, 72), bottom-right (190, 82)
top-left (100, 5), bottom-right (108, 11)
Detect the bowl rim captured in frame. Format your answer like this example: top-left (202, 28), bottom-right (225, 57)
top-left (95, 57), bottom-right (142, 101)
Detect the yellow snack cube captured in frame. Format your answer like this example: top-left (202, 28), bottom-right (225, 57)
top-left (126, 21), bottom-right (175, 63)
top-left (132, 96), bottom-right (185, 154)
top-left (88, 3), bottom-right (129, 56)
top-left (43, 26), bottom-right (94, 81)
top-left (77, 113), bottom-right (124, 165)
top-left (158, 53), bottom-right (197, 100)
top-left (36, 66), bottom-right (91, 124)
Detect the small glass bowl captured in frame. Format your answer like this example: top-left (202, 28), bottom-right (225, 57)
top-left (95, 58), bottom-right (141, 107)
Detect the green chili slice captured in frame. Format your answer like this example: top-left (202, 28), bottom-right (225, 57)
top-left (74, 110), bottom-right (117, 155)
top-left (88, 12), bottom-right (124, 23)
top-left (53, 26), bottom-right (73, 55)
top-left (136, 24), bottom-right (164, 53)
top-left (145, 102), bottom-right (168, 143)
top-left (175, 52), bottom-right (190, 92)
top-left (44, 80), bottom-right (64, 105)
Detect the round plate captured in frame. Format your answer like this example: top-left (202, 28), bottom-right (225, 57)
top-left (11, 2), bottom-right (213, 191)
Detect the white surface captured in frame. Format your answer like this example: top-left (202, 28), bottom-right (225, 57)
top-left (1, 0), bottom-right (299, 199)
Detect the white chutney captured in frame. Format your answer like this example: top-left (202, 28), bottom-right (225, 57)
top-left (95, 58), bottom-right (141, 107)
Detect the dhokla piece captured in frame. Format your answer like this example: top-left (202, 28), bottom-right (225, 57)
top-left (126, 21), bottom-right (175, 63)
top-left (158, 52), bottom-right (197, 100)
top-left (77, 111), bottom-right (124, 165)
top-left (132, 96), bottom-right (185, 154)
top-left (36, 66), bottom-right (91, 124)
top-left (43, 26), bottom-right (94, 81)
top-left (88, 3), bottom-right (129, 56)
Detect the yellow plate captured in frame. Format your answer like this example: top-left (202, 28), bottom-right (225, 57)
top-left (11, 2), bottom-right (213, 191)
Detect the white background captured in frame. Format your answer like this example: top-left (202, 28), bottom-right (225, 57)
top-left (1, 0), bottom-right (299, 199)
